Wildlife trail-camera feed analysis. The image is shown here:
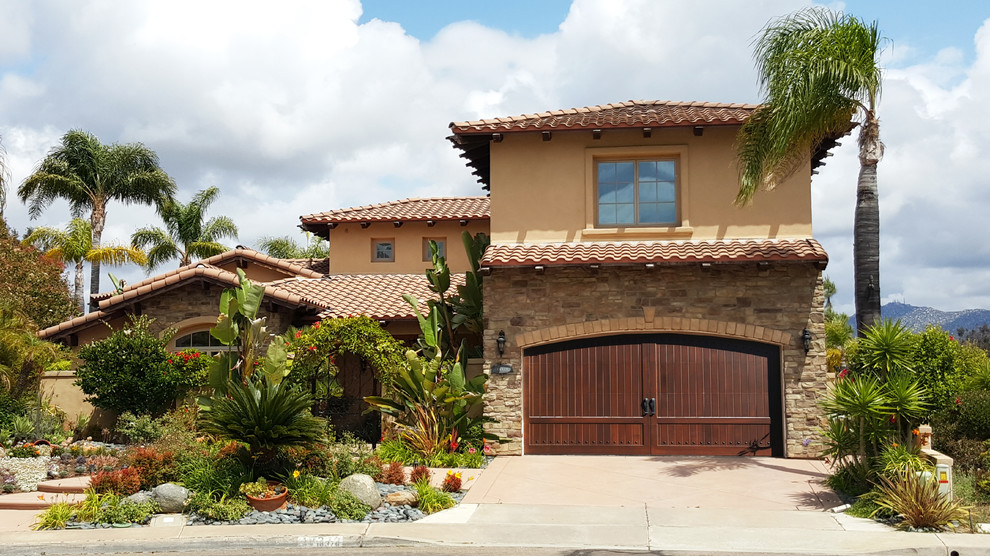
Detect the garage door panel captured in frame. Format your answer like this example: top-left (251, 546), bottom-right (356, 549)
top-left (524, 334), bottom-right (781, 456)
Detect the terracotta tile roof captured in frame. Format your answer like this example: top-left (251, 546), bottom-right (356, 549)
top-left (282, 258), bottom-right (330, 275)
top-left (449, 100), bottom-right (757, 134)
top-left (481, 239), bottom-right (828, 268)
top-left (90, 248), bottom-right (325, 302)
top-left (272, 274), bottom-right (465, 321)
top-left (299, 197), bottom-right (490, 227)
top-left (94, 264), bottom-right (328, 311)
top-left (37, 309), bottom-right (116, 339)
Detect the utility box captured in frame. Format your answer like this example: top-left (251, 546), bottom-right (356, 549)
top-left (936, 463), bottom-right (953, 500)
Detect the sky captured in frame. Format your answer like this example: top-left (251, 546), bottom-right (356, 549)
top-left (1, 0), bottom-right (988, 318)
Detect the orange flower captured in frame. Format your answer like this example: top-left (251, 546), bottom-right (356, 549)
top-left (912, 429), bottom-right (920, 436)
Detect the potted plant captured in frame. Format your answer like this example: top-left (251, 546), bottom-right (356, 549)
top-left (239, 477), bottom-right (288, 512)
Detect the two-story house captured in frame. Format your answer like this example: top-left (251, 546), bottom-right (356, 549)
top-left (449, 100), bottom-right (834, 458)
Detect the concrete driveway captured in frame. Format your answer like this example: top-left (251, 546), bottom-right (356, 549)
top-left (462, 455), bottom-right (843, 511)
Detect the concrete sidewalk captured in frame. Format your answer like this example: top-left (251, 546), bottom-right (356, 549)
top-left (3, 456), bottom-right (989, 555)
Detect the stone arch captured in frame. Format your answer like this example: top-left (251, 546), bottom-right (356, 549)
top-left (514, 315), bottom-right (793, 349)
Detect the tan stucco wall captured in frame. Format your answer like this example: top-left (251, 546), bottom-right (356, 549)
top-left (328, 220), bottom-right (489, 275)
top-left (482, 263), bottom-right (827, 458)
top-left (488, 126), bottom-right (813, 243)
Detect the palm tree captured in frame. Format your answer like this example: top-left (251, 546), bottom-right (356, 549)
top-left (131, 186), bottom-right (238, 269)
top-left (736, 7), bottom-right (884, 335)
top-left (23, 219), bottom-right (147, 311)
top-left (257, 232), bottom-right (328, 259)
top-left (17, 130), bottom-right (176, 298)
top-left (0, 303), bottom-right (67, 400)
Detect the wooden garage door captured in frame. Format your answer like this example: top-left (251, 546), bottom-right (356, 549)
top-left (523, 334), bottom-right (782, 456)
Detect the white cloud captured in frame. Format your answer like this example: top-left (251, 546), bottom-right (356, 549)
top-left (1, 0), bottom-right (989, 317)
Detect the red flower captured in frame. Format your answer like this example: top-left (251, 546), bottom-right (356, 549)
top-left (308, 346), bottom-right (317, 351)
top-left (838, 368), bottom-right (849, 379)
top-left (889, 415), bottom-right (896, 423)
top-left (168, 359), bottom-right (173, 364)
top-left (450, 440), bottom-right (459, 452)
top-left (956, 396), bottom-right (963, 405)
top-left (950, 335), bottom-right (955, 342)
top-left (193, 352), bottom-right (200, 358)
top-left (313, 322), bottom-right (320, 329)
top-left (295, 331), bottom-right (302, 339)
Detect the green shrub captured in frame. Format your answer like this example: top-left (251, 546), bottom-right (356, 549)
top-left (375, 438), bottom-right (417, 464)
top-left (826, 463), bottom-right (873, 497)
top-left (97, 496), bottom-right (158, 525)
top-left (286, 473), bottom-right (336, 509)
top-left (877, 443), bottom-right (932, 478)
top-left (845, 491), bottom-right (896, 520)
top-left (186, 490), bottom-right (250, 521)
top-left (287, 435), bottom-right (379, 481)
top-left (327, 488), bottom-right (370, 520)
top-left (32, 501), bottom-right (74, 530)
top-left (913, 327), bottom-right (966, 418)
top-left (75, 315), bottom-right (197, 416)
top-left (957, 390), bottom-right (990, 439)
top-left (176, 444), bottom-right (249, 498)
top-left (0, 391), bottom-right (26, 431)
top-left (117, 412), bottom-right (165, 444)
top-left (413, 478), bottom-right (455, 514)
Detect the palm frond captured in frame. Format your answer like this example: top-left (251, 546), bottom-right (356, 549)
top-left (85, 244), bottom-right (148, 266)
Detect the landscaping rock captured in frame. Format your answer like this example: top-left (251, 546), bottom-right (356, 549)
top-left (339, 473), bottom-right (381, 509)
top-left (385, 490), bottom-right (418, 507)
top-left (126, 491), bottom-right (154, 505)
top-left (151, 483), bottom-right (189, 513)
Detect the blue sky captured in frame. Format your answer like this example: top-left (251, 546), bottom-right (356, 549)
top-left (2, 0), bottom-right (989, 315)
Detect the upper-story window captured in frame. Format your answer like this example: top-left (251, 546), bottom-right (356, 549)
top-left (597, 159), bottom-right (677, 226)
top-left (173, 330), bottom-right (226, 356)
top-left (422, 237), bottom-right (446, 261)
top-left (372, 239), bottom-right (395, 262)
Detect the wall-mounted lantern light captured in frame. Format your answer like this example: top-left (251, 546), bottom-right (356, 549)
top-left (801, 329), bottom-right (813, 353)
top-left (496, 330), bottom-right (506, 357)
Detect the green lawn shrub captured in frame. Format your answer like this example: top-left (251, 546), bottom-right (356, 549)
top-left (75, 316), bottom-right (203, 416)
top-left (176, 442), bottom-right (249, 498)
top-left (327, 488), bottom-right (370, 520)
top-left (186, 490), bottom-right (250, 521)
top-left (413, 478), bottom-right (454, 514)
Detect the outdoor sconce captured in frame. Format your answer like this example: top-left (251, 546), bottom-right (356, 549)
top-left (496, 330), bottom-right (506, 357)
top-left (801, 329), bottom-right (813, 353)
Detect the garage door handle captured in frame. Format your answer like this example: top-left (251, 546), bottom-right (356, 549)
top-left (649, 398), bottom-right (656, 416)
top-left (641, 398), bottom-right (649, 416)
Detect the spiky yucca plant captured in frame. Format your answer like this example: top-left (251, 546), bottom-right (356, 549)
top-left (873, 471), bottom-right (968, 530)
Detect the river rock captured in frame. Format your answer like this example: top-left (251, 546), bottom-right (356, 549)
top-left (151, 483), bottom-right (189, 513)
top-left (384, 490), bottom-right (418, 507)
top-left (339, 474), bottom-right (381, 509)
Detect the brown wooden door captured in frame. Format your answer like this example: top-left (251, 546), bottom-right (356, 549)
top-left (524, 338), bottom-right (649, 454)
top-left (647, 335), bottom-right (781, 456)
top-left (523, 334), bottom-right (781, 456)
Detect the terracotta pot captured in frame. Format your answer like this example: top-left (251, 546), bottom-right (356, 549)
top-left (245, 484), bottom-right (288, 512)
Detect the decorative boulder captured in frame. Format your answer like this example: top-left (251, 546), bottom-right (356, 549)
top-left (151, 483), bottom-right (189, 513)
top-left (385, 490), bottom-right (418, 507)
top-left (338, 474), bottom-right (381, 509)
top-left (126, 491), bottom-right (154, 505)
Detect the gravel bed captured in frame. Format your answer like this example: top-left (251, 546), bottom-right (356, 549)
top-left (185, 482), bottom-right (465, 526)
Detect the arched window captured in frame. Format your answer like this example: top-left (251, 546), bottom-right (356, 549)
top-left (172, 330), bottom-right (227, 356)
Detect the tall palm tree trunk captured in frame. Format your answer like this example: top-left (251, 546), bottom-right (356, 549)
top-left (89, 204), bottom-right (106, 304)
top-left (854, 113), bottom-right (883, 335)
top-left (74, 260), bottom-right (85, 312)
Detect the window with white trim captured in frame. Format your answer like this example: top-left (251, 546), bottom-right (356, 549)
top-left (422, 237), bottom-right (446, 261)
top-left (597, 159), bottom-right (678, 226)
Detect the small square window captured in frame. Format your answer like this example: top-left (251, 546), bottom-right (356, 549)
top-left (372, 239), bottom-right (394, 262)
top-left (423, 238), bottom-right (446, 261)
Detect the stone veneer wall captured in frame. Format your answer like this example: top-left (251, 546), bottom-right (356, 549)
top-left (482, 262), bottom-right (826, 458)
top-left (140, 282), bottom-right (294, 343)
